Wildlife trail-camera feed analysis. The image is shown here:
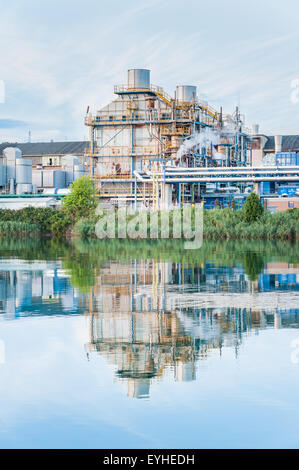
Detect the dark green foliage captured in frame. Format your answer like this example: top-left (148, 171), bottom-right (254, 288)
top-left (243, 192), bottom-right (264, 222)
top-left (0, 207), bottom-right (72, 236)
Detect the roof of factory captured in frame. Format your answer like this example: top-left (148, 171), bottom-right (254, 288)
top-left (0, 141), bottom-right (89, 156)
top-left (264, 135), bottom-right (299, 151)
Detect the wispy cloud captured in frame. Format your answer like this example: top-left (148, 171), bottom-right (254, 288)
top-left (0, 0), bottom-right (298, 141)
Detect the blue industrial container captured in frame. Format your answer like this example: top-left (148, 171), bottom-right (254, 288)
top-left (261, 182), bottom-right (275, 195)
top-left (278, 186), bottom-right (298, 196)
top-left (276, 152), bottom-right (299, 166)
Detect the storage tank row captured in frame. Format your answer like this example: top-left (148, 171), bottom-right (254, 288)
top-left (0, 148), bottom-right (86, 194)
top-left (0, 147), bottom-right (33, 194)
top-left (32, 165), bottom-right (86, 189)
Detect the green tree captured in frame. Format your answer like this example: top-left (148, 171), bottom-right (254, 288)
top-left (243, 192), bottom-right (263, 222)
top-left (63, 176), bottom-right (97, 220)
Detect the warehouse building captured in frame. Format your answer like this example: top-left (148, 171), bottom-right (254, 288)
top-left (0, 141), bottom-right (88, 167)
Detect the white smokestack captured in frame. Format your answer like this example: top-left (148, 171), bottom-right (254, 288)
top-left (252, 124), bottom-right (259, 134)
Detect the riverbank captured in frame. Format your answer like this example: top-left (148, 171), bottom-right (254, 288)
top-left (0, 206), bottom-right (299, 240)
top-left (73, 207), bottom-right (299, 241)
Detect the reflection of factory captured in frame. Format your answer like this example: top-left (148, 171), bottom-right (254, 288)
top-left (0, 260), bottom-right (84, 319)
top-left (86, 259), bottom-right (299, 398)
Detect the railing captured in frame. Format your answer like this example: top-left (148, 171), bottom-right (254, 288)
top-left (114, 84), bottom-right (173, 106)
top-left (94, 172), bottom-right (131, 180)
top-left (198, 101), bottom-right (218, 121)
top-left (91, 145), bottom-right (158, 157)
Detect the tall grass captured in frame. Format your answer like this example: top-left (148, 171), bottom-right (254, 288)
top-left (0, 221), bottom-right (39, 237)
top-left (73, 207), bottom-right (299, 241)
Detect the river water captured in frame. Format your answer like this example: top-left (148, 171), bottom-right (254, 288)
top-left (0, 238), bottom-right (298, 448)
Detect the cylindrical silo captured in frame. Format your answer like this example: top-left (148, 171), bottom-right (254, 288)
top-left (3, 147), bottom-right (22, 181)
top-left (128, 69), bottom-right (150, 89)
top-left (0, 165), bottom-right (7, 187)
top-left (176, 85), bottom-right (197, 103)
top-left (61, 154), bottom-right (79, 167)
top-left (74, 164), bottom-right (86, 181)
top-left (16, 159), bottom-right (32, 184)
top-left (16, 183), bottom-right (32, 194)
top-left (32, 170), bottom-right (43, 187)
top-left (43, 170), bottom-right (66, 188)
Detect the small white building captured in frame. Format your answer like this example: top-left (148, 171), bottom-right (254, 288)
top-left (0, 197), bottom-right (59, 210)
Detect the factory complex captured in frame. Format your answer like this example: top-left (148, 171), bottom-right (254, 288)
top-left (1, 68), bottom-right (299, 211)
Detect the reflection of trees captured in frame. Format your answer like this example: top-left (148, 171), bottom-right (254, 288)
top-left (243, 252), bottom-right (265, 281)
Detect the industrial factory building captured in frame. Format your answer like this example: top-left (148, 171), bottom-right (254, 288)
top-left (1, 68), bottom-right (299, 210)
top-left (84, 68), bottom-right (299, 210)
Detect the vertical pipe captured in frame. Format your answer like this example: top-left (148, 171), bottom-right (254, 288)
top-left (134, 176), bottom-right (137, 210)
top-left (178, 183), bottom-right (181, 208)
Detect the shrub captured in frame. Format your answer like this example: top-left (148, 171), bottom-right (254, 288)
top-left (63, 176), bottom-right (97, 220)
top-left (243, 192), bottom-right (264, 222)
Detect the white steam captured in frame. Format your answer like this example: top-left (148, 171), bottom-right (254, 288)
top-left (176, 127), bottom-right (220, 161)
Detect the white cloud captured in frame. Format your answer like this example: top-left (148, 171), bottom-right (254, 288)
top-left (0, 0), bottom-right (298, 140)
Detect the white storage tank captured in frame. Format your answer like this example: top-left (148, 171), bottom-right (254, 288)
top-left (74, 164), bottom-right (86, 181)
top-left (0, 165), bottom-right (7, 187)
top-left (176, 85), bottom-right (197, 103)
top-left (3, 147), bottom-right (22, 160)
top-left (32, 170), bottom-right (43, 187)
top-left (128, 69), bottom-right (150, 89)
top-left (16, 159), bottom-right (32, 184)
top-left (61, 154), bottom-right (81, 186)
top-left (3, 147), bottom-right (22, 180)
top-left (16, 183), bottom-right (32, 195)
top-left (61, 154), bottom-right (79, 167)
top-left (43, 170), bottom-right (66, 188)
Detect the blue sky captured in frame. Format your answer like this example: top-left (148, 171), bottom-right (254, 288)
top-left (0, 0), bottom-right (298, 142)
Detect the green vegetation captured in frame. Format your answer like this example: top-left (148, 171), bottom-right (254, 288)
top-left (0, 207), bottom-right (72, 236)
top-left (243, 192), bottom-right (264, 222)
top-left (0, 176), bottom-right (298, 241)
top-left (63, 176), bottom-right (97, 220)
top-left (0, 221), bottom-right (39, 237)
top-left (0, 177), bottom-right (97, 237)
top-left (74, 206), bottom-right (299, 241)
top-left (203, 207), bottom-right (299, 240)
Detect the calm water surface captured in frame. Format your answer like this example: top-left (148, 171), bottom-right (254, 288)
top-left (0, 238), bottom-right (299, 448)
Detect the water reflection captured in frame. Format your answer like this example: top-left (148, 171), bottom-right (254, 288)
top-left (0, 260), bottom-right (84, 318)
top-left (0, 240), bottom-right (298, 400)
top-left (85, 258), bottom-right (299, 398)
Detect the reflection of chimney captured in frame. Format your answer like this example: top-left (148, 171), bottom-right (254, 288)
top-left (127, 379), bottom-right (150, 399)
top-left (175, 362), bottom-right (196, 382)
top-left (274, 135), bottom-right (282, 154)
